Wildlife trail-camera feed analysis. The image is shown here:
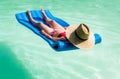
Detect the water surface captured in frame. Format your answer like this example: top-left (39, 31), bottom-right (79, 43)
top-left (0, 0), bottom-right (120, 79)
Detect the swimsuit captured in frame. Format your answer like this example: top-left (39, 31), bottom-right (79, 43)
top-left (50, 29), bottom-right (57, 36)
top-left (57, 32), bottom-right (66, 37)
top-left (50, 29), bottom-right (66, 37)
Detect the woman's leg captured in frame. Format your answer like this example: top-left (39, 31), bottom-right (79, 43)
top-left (26, 10), bottom-right (41, 27)
top-left (26, 10), bottom-right (53, 34)
top-left (41, 9), bottom-right (64, 29)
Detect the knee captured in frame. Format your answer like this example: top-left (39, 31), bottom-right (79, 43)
top-left (38, 22), bottom-right (43, 26)
top-left (51, 20), bottom-right (55, 23)
top-left (49, 20), bottom-right (55, 24)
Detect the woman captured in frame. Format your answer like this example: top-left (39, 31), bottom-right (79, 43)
top-left (26, 9), bottom-right (95, 49)
top-left (26, 9), bottom-right (67, 41)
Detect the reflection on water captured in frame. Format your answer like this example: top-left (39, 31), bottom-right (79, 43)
top-left (0, 42), bottom-right (34, 79)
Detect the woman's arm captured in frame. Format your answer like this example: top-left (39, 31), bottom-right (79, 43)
top-left (41, 30), bottom-right (52, 39)
top-left (41, 30), bottom-right (67, 41)
top-left (52, 37), bottom-right (67, 41)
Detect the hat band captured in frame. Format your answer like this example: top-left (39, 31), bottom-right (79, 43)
top-left (75, 31), bottom-right (87, 41)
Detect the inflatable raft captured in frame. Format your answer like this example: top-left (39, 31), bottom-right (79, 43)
top-left (15, 10), bottom-right (102, 51)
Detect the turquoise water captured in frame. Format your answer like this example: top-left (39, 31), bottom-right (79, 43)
top-left (0, 0), bottom-right (120, 79)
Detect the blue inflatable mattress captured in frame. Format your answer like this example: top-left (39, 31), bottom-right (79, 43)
top-left (15, 10), bottom-right (102, 51)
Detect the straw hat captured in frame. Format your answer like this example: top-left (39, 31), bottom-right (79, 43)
top-left (66, 23), bottom-right (94, 49)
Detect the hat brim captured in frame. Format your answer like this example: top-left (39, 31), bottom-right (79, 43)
top-left (66, 25), bottom-right (95, 49)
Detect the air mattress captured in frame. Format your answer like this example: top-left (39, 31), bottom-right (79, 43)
top-left (15, 10), bottom-right (102, 51)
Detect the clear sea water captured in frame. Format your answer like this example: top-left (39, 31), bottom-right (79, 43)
top-left (0, 0), bottom-right (120, 79)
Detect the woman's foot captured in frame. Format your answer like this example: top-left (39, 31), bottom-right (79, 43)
top-left (26, 10), bottom-right (32, 19)
top-left (41, 8), bottom-right (44, 13)
top-left (41, 9), bottom-right (47, 20)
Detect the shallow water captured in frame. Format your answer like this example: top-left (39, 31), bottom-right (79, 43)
top-left (0, 0), bottom-right (120, 79)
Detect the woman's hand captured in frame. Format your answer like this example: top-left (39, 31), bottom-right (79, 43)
top-left (51, 37), bottom-right (67, 41)
top-left (51, 37), bottom-right (58, 41)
